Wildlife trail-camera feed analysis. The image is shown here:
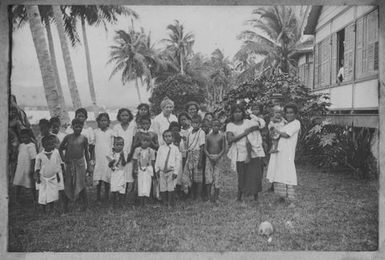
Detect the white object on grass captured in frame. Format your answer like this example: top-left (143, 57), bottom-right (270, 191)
top-left (258, 221), bottom-right (274, 236)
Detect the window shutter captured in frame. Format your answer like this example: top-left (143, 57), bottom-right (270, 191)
top-left (309, 62), bottom-right (314, 89)
top-left (355, 17), bottom-right (364, 79)
top-left (320, 37), bottom-right (331, 87)
top-left (331, 33), bottom-right (337, 84)
top-left (367, 9), bottom-right (378, 73)
top-left (314, 45), bottom-right (319, 88)
top-left (344, 23), bottom-right (355, 81)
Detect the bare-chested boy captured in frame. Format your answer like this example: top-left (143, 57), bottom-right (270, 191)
top-left (204, 119), bottom-right (226, 203)
top-left (59, 118), bottom-right (91, 212)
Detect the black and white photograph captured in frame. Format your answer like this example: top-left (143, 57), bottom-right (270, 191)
top-left (1, 0), bottom-right (384, 258)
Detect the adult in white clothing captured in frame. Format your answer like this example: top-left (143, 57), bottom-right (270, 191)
top-left (152, 97), bottom-right (178, 146)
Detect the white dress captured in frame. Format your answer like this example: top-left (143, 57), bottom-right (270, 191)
top-left (133, 147), bottom-right (156, 197)
top-left (35, 149), bottom-right (63, 205)
top-left (266, 119), bottom-right (301, 186)
top-left (93, 128), bottom-right (115, 183)
top-left (108, 150), bottom-right (126, 194)
top-left (13, 142), bottom-right (37, 188)
top-left (113, 123), bottom-right (135, 183)
top-left (152, 112), bottom-right (178, 146)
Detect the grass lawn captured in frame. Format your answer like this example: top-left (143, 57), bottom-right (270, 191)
top-left (8, 159), bottom-right (378, 252)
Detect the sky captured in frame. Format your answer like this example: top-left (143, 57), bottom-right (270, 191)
top-left (11, 5), bottom-right (299, 108)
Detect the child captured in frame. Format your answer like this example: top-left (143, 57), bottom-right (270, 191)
top-left (181, 115), bottom-right (206, 200)
top-left (93, 113), bottom-right (115, 202)
top-left (203, 112), bottom-right (214, 123)
top-left (36, 119), bottom-right (51, 152)
top-left (155, 130), bottom-right (181, 208)
top-left (132, 133), bottom-right (156, 207)
top-left (168, 121), bottom-right (184, 197)
top-left (200, 119), bottom-right (211, 200)
top-left (107, 137), bottom-right (127, 208)
top-left (50, 116), bottom-right (66, 147)
top-left (178, 112), bottom-right (192, 169)
top-left (113, 108), bottom-right (135, 202)
top-left (59, 119), bottom-right (91, 212)
top-left (35, 135), bottom-right (64, 213)
top-left (132, 117), bottom-right (159, 151)
top-left (268, 105), bottom-right (287, 153)
top-left (204, 119), bottom-right (226, 203)
top-left (13, 128), bottom-right (37, 205)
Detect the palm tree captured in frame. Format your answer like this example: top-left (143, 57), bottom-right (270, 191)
top-left (107, 27), bottom-right (153, 103)
top-left (235, 6), bottom-right (312, 78)
top-left (52, 5), bottom-right (82, 109)
top-left (25, 5), bottom-right (64, 120)
top-left (67, 6), bottom-right (138, 113)
top-left (162, 20), bottom-right (194, 75)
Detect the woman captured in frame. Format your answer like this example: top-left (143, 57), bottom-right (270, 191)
top-left (226, 104), bottom-right (265, 202)
top-left (10, 94), bottom-right (30, 129)
top-left (266, 103), bottom-right (301, 206)
top-left (132, 103), bottom-right (153, 134)
top-left (152, 97), bottom-right (178, 146)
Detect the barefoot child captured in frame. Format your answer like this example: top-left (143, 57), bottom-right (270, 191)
top-left (107, 137), bottom-right (127, 208)
top-left (13, 129), bottom-right (37, 205)
top-left (59, 119), bottom-right (91, 212)
top-left (204, 119), bottom-right (226, 203)
top-left (268, 105), bottom-right (287, 153)
top-left (93, 113), bottom-right (115, 202)
top-left (181, 115), bottom-right (206, 199)
top-left (155, 130), bottom-right (181, 208)
top-left (132, 133), bottom-right (156, 207)
top-left (35, 135), bottom-right (64, 213)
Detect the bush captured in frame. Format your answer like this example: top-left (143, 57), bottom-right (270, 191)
top-left (149, 74), bottom-right (206, 115)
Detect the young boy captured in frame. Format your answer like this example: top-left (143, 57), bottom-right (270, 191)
top-left (155, 130), bottom-right (181, 208)
top-left (204, 119), bottom-right (226, 203)
top-left (59, 119), bottom-right (91, 212)
top-left (36, 119), bottom-right (51, 153)
top-left (200, 119), bottom-right (211, 201)
top-left (35, 135), bottom-right (64, 213)
top-left (268, 105), bottom-right (287, 153)
top-left (181, 115), bottom-right (206, 200)
top-left (50, 116), bottom-right (66, 147)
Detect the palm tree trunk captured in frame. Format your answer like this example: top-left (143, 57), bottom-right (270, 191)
top-left (81, 16), bottom-right (98, 117)
top-left (135, 78), bottom-right (142, 103)
top-left (180, 51), bottom-right (184, 75)
top-left (26, 5), bottom-right (64, 119)
top-left (45, 20), bottom-right (70, 124)
top-left (52, 5), bottom-right (82, 109)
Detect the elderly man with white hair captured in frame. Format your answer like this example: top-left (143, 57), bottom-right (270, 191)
top-left (152, 96), bottom-right (178, 146)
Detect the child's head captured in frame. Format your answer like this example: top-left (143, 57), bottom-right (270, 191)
top-left (140, 117), bottom-right (152, 131)
top-left (169, 121), bottom-right (181, 133)
top-left (39, 119), bottom-right (50, 136)
top-left (178, 112), bottom-right (190, 128)
top-left (140, 132), bottom-right (152, 149)
top-left (72, 118), bottom-right (84, 135)
top-left (230, 104), bottom-right (246, 122)
top-left (211, 119), bottom-right (221, 133)
top-left (190, 115), bottom-right (202, 131)
top-left (117, 108), bottom-right (133, 124)
top-left (96, 113), bottom-right (110, 130)
top-left (75, 108), bottom-right (88, 123)
top-left (136, 103), bottom-right (150, 120)
top-left (19, 128), bottom-right (33, 144)
top-left (272, 105), bottom-right (283, 119)
top-left (113, 136), bottom-right (124, 153)
top-left (162, 130), bottom-right (173, 145)
top-left (186, 101), bottom-right (199, 117)
top-left (203, 112), bottom-right (213, 122)
top-left (49, 116), bottom-right (61, 134)
top-left (172, 132), bottom-right (181, 146)
top-left (42, 135), bottom-right (57, 152)
top-left (251, 102), bottom-right (264, 116)
top-left (201, 119), bottom-right (211, 134)
top-left (283, 103), bottom-right (298, 122)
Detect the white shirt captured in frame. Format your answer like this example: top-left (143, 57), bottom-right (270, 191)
top-left (155, 144), bottom-right (181, 175)
top-left (152, 112), bottom-right (178, 146)
top-left (35, 149), bottom-right (62, 178)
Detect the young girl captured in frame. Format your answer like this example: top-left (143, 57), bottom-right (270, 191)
top-left (59, 119), bottom-right (91, 212)
top-left (113, 108), bottom-right (135, 201)
top-left (93, 113), bottom-right (115, 202)
top-left (268, 105), bottom-right (287, 153)
top-left (266, 103), bottom-right (301, 206)
top-left (107, 137), bottom-right (127, 208)
top-left (132, 103), bottom-right (153, 133)
top-left (13, 128), bottom-right (37, 205)
top-left (132, 133), bottom-right (156, 207)
top-left (35, 135), bottom-right (64, 213)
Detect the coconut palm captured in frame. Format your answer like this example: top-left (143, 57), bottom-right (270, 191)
top-left (107, 27), bottom-right (153, 103)
top-left (235, 6), bottom-right (312, 78)
top-left (162, 20), bottom-right (194, 75)
top-left (25, 5), bottom-right (64, 120)
top-left (66, 5), bottom-right (138, 113)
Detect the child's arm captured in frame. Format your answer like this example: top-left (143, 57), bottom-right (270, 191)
top-left (151, 160), bottom-right (156, 176)
top-left (173, 149), bottom-right (181, 179)
top-left (215, 135), bottom-right (227, 161)
top-left (84, 137), bottom-right (91, 173)
top-left (120, 151), bottom-right (127, 166)
top-left (34, 156), bottom-right (41, 183)
top-left (152, 133), bottom-right (159, 151)
top-left (197, 144), bottom-right (205, 170)
top-left (132, 159), bottom-right (138, 179)
top-left (154, 147), bottom-right (161, 177)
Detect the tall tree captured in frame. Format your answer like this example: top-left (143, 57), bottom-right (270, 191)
top-left (107, 27), bottom-right (153, 103)
top-left (68, 5), bottom-right (138, 113)
top-left (25, 5), bottom-right (64, 120)
top-left (235, 6), bottom-right (312, 79)
top-left (162, 20), bottom-right (194, 75)
top-left (52, 5), bottom-right (82, 109)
